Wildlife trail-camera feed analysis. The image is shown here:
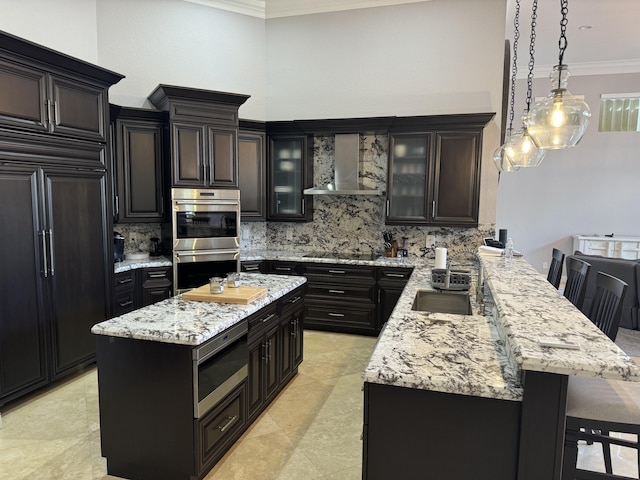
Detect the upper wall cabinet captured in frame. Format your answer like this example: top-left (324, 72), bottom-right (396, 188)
top-left (0, 33), bottom-right (122, 144)
top-left (386, 113), bottom-right (494, 227)
top-left (148, 85), bottom-right (249, 189)
top-left (239, 120), bottom-right (266, 221)
top-left (110, 105), bottom-right (168, 223)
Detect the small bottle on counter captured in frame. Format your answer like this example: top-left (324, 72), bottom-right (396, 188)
top-left (505, 238), bottom-right (514, 260)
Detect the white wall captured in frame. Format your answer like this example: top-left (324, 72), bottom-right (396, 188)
top-left (96, 0), bottom-right (266, 118)
top-left (0, 0), bottom-right (99, 63)
top-left (497, 72), bottom-right (640, 273)
top-left (265, 0), bottom-right (506, 224)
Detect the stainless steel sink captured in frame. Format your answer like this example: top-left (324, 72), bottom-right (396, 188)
top-left (411, 290), bottom-right (472, 315)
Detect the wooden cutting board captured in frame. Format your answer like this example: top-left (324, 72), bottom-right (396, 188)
top-left (182, 284), bottom-right (268, 305)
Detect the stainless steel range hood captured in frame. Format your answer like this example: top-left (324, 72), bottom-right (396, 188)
top-left (303, 133), bottom-right (383, 195)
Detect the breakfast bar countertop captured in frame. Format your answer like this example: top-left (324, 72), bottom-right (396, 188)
top-left (91, 273), bottom-right (306, 346)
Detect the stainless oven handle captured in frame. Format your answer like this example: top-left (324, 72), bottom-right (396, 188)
top-left (173, 200), bottom-right (240, 206)
top-left (176, 249), bottom-right (239, 257)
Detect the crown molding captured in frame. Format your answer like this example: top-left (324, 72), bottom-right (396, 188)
top-left (516, 59), bottom-right (640, 79)
top-left (183, 0), bottom-right (266, 18)
top-left (265, 0), bottom-right (431, 19)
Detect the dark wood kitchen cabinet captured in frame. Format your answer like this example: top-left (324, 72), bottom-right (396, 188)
top-left (385, 113), bottom-right (494, 227)
top-left (140, 266), bottom-right (173, 307)
top-left (110, 105), bottom-right (168, 223)
top-left (267, 123), bottom-right (313, 221)
top-left (377, 267), bottom-right (413, 328)
top-left (112, 266), bottom-right (172, 317)
top-left (148, 85), bottom-right (249, 189)
top-left (0, 31), bottom-right (122, 406)
top-left (238, 120), bottom-right (266, 220)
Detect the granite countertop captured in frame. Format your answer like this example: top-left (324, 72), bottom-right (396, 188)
top-left (481, 255), bottom-right (640, 382)
top-left (241, 248), bottom-right (422, 268)
top-left (114, 256), bottom-right (172, 273)
top-left (92, 273), bottom-right (306, 346)
top-left (363, 260), bottom-right (524, 402)
top-left (363, 250), bottom-right (640, 403)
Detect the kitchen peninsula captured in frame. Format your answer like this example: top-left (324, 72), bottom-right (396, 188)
top-left (91, 273), bottom-right (306, 480)
top-left (362, 253), bottom-right (640, 480)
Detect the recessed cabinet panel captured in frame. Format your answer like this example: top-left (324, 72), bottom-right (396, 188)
top-left (50, 75), bottom-right (105, 141)
top-left (208, 127), bottom-right (236, 187)
top-left (431, 131), bottom-right (480, 225)
top-left (174, 123), bottom-right (205, 186)
top-left (238, 130), bottom-right (266, 220)
top-left (0, 59), bottom-right (47, 131)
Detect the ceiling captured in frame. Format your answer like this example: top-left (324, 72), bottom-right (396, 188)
top-left (184, 0), bottom-right (640, 76)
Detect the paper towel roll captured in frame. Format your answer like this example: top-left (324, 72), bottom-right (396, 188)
top-left (435, 247), bottom-right (447, 269)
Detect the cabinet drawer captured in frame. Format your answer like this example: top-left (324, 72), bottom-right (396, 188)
top-left (379, 267), bottom-right (414, 281)
top-left (267, 261), bottom-right (301, 275)
top-left (241, 261), bottom-right (263, 273)
top-left (303, 263), bottom-right (377, 281)
top-left (140, 266), bottom-right (171, 285)
top-left (114, 270), bottom-right (136, 292)
top-left (279, 287), bottom-right (305, 316)
top-left (196, 381), bottom-right (246, 474)
top-left (304, 303), bottom-right (376, 333)
top-left (306, 282), bottom-right (375, 303)
top-left (247, 304), bottom-right (278, 338)
top-left (113, 290), bottom-right (136, 317)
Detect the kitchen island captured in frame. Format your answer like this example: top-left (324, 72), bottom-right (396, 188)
top-left (362, 253), bottom-right (640, 480)
top-left (92, 273), bottom-right (306, 480)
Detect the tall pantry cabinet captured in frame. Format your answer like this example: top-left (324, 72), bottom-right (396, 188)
top-left (0, 31), bottom-right (123, 405)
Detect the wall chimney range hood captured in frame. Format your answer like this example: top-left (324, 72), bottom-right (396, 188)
top-left (303, 133), bottom-right (383, 196)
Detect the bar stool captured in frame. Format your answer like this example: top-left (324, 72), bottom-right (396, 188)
top-left (563, 257), bottom-right (591, 310)
top-left (562, 272), bottom-right (637, 480)
top-left (548, 248), bottom-right (565, 289)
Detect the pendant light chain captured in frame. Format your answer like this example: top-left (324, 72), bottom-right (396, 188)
top-left (557, 0), bottom-right (569, 89)
top-left (508, 0), bottom-right (522, 133)
top-left (526, 0), bottom-right (539, 113)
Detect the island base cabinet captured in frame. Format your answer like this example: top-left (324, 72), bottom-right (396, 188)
top-left (363, 382), bottom-right (521, 480)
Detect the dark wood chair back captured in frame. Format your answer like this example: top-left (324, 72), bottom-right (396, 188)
top-left (588, 271), bottom-right (628, 341)
top-left (546, 248), bottom-right (565, 289)
top-left (563, 257), bottom-right (591, 310)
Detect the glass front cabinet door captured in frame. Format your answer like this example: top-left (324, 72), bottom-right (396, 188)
top-left (386, 132), bottom-right (432, 224)
top-left (268, 135), bottom-right (312, 221)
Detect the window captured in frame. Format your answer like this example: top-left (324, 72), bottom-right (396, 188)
top-left (598, 93), bottom-right (640, 132)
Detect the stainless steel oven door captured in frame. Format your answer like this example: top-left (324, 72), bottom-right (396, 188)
top-left (171, 188), bottom-right (240, 251)
top-left (174, 249), bottom-right (240, 294)
top-left (193, 321), bottom-right (248, 418)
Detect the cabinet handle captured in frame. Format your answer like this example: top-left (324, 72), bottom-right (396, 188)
top-left (39, 230), bottom-right (48, 278)
top-left (386, 199), bottom-right (390, 216)
top-left (291, 318), bottom-right (297, 337)
top-left (119, 300), bottom-right (133, 307)
top-left (45, 100), bottom-right (53, 130)
top-left (47, 229), bottom-right (55, 276)
top-left (301, 198), bottom-right (305, 215)
top-left (217, 415), bottom-right (237, 433)
top-left (268, 340), bottom-right (272, 362)
top-left (118, 278), bottom-right (133, 285)
top-left (261, 313), bottom-right (276, 324)
top-left (378, 289), bottom-right (381, 303)
top-left (288, 296), bottom-right (301, 304)
top-left (275, 267), bottom-right (292, 272)
top-left (328, 313), bottom-right (344, 317)
top-left (328, 270), bottom-right (345, 274)
top-left (244, 265), bottom-right (260, 271)
top-left (328, 289), bottom-right (345, 294)
top-left (53, 100), bottom-right (60, 126)
top-left (432, 200), bottom-right (436, 217)
top-left (114, 195), bottom-right (119, 216)
top-left (262, 343), bottom-right (267, 361)
top-left (386, 273), bottom-right (405, 278)
top-left (148, 273), bottom-right (167, 278)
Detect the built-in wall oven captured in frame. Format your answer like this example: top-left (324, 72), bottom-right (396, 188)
top-left (167, 188), bottom-right (241, 294)
top-left (193, 321), bottom-right (247, 418)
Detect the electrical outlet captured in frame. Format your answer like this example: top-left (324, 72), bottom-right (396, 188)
top-left (130, 233), bottom-right (137, 244)
top-left (543, 261), bottom-right (549, 270)
top-left (426, 234), bottom-right (436, 248)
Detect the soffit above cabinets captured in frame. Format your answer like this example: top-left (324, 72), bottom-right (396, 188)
top-left (183, 0), bottom-right (431, 19)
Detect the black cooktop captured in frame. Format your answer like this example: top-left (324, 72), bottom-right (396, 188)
top-left (303, 251), bottom-right (379, 261)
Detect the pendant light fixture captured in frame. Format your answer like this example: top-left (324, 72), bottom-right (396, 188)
top-left (493, 0), bottom-right (522, 173)
top-left (526, 0), bottom-right (591, 149)
top-left (504, 0), bottom-right (545, 168)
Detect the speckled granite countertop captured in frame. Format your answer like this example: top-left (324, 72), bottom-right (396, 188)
top-left (481, 255), bottom-right (640, 382)
top-left (241, 248), bottom-right (419, 268)
top-left (92, 273), bottom-right (306, 346)
top-left (114, 256), bottom-right (172, 273)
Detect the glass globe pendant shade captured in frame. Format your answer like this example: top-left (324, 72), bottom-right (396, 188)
top-left (526, 65), bottom-right (591, 149)
top-left (493, 140), bottom-right (520, 172)
top-left (504, 126), bottom-right (545, 168)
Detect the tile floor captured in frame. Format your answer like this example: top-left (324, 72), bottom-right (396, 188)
top-left (0, 330), bottom-right (637, 480)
